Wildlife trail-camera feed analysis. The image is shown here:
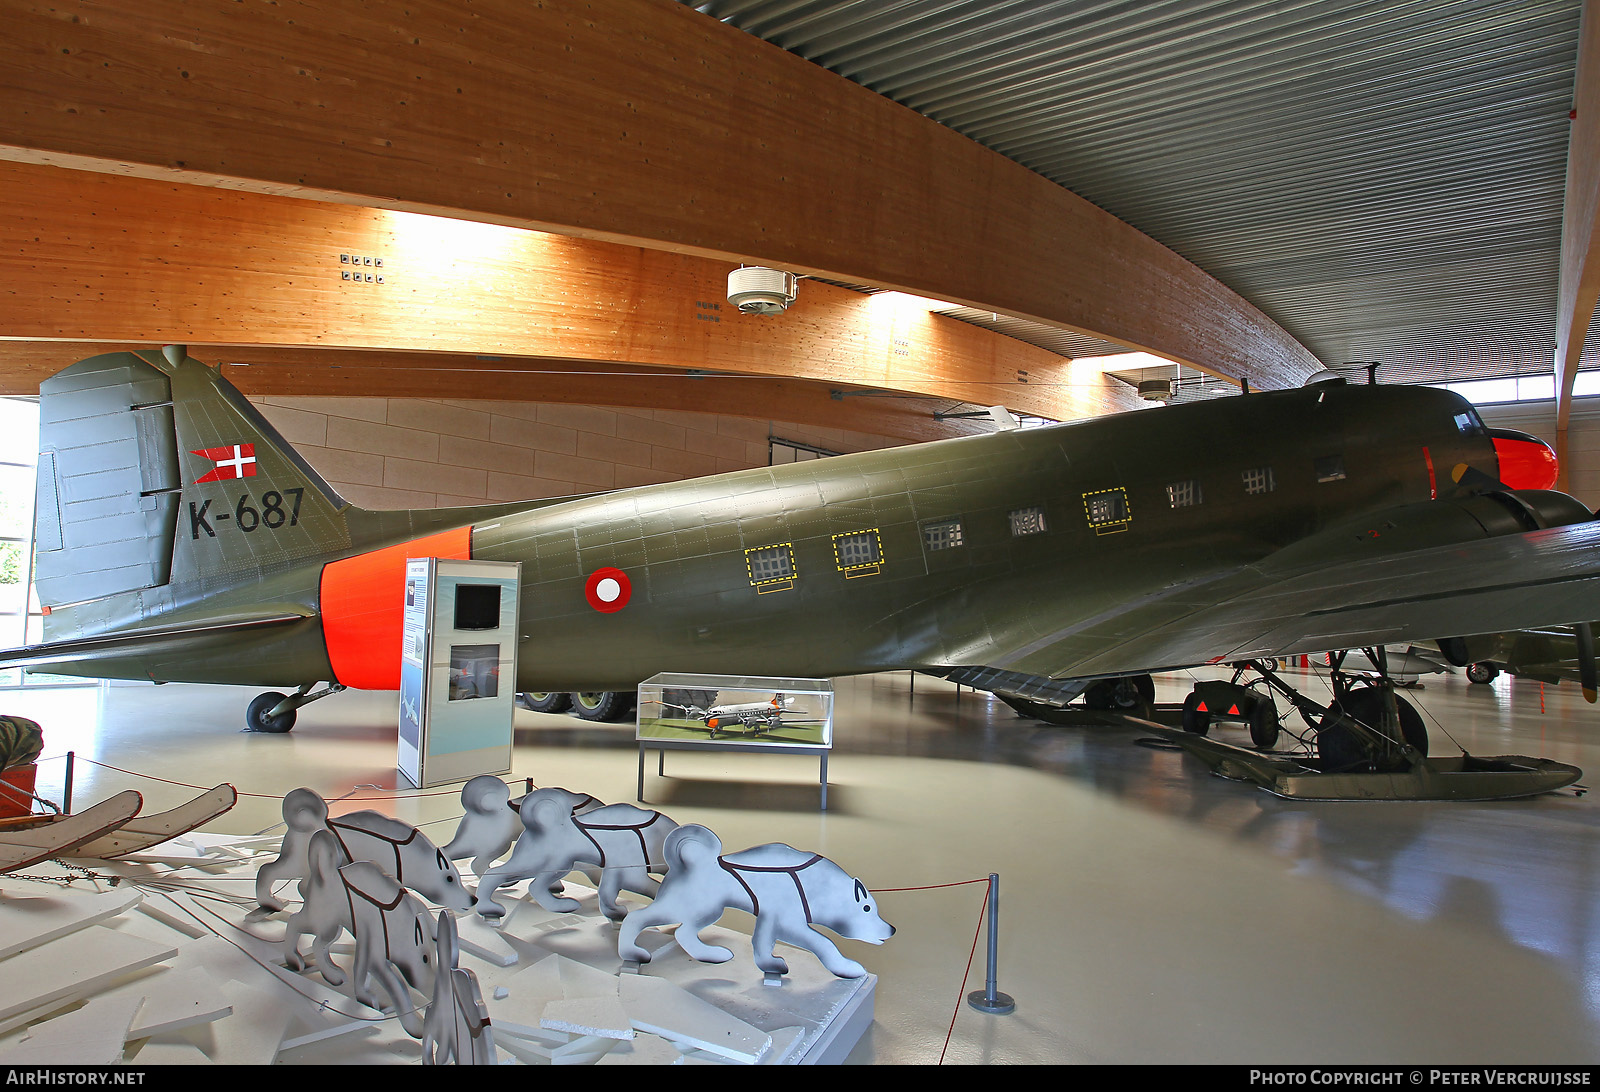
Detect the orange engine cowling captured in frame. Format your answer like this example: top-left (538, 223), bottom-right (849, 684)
top-left (1490, 428), bottom-right (1559, 491)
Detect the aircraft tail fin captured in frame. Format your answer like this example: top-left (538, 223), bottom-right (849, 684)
top-left (33, 348), bottom-right (353, 610)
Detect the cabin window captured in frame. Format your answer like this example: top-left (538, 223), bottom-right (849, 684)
top-left (1314, 455), bottom-right (1346, 483)
top-left (1082, 488), bottom-right (1131, 534)
top-left (1166, 480), bottom-right (1202, 508)
top-left (745, 543), bottom-right (796, 593)
top-left (833, 529), bottom-right (884, 577)
top-left (922, 519), bottom-right (964, 552)
top-left (1242, 467), bottom-right (1276, 495)
top-left (1008, 506), bottom-right (1047, 537)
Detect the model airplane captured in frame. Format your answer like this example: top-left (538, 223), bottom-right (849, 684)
top-left (5, 349), bottom-right (1600, 785)
top-left (649, 694), bottom-right (815, 737)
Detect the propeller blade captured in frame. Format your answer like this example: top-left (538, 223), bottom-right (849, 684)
top-left (1450, 462), bottom-right (1507, 493)
top-left (1578, 622), bottom-right (1597, 704)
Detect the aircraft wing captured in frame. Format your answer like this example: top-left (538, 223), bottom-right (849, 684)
top-left (993, 517), bottom-right (1600, 680)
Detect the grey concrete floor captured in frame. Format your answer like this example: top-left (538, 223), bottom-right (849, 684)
top-left (4, 664), bottom-right (1599, 1064)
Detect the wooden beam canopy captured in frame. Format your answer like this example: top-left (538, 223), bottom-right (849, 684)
top-left (1557, 0), bottom-right (1600, 489)
top-left (0, 0), bottom-right (1320, 391)
top-left (0, 162), bottom-right (1142, 424)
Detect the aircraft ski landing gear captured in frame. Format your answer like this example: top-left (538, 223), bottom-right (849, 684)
top-left (1219, 652), bottom-right (1429, 771)
top-left (244, 682), bottom-right (346, 734)
top-left (1164, 654), bottom-right (1582, 800)
top-left (1318, 684), bottom-right (1428, 770)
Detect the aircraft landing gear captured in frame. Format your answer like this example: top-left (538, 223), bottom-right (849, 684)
top-left (517, 692), bottom-right (573, 713)
top-left (244, 682), bottom-right (346, 734)
top-left (572, 691), bottom-right (634, 723)
top-left (1466, 662), bottom-right (1499, 685)
top-left (1215, 652), bottom-right (1428, 772)
top-left (1083, 674), bottom-right (1156, 716)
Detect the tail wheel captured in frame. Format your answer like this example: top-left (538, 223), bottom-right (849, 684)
top-left (519, 692), bottom-right (573, 713)
top-left (573, 691), bottom-right (633, 722)
top-left (246, 691), bottom-right (296, 734)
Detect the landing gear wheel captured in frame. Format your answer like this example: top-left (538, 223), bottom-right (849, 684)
top-left (1181, 691), bottom-right (1211, 736)
top-left (573, 691), bottom-right (632, 723)
top-left (1084, 674), bottom-right (1157, 712)
top-left (246, 691), bottom-right (296, 734)
top-left (1318, 686), bottom-right (1428, 771)
top-left (1248, 698), bottom-right (1281, 750)
top-left (1466, 662), bottom-right (1499, 685)
top-left (519, 692), bottom-right (573, 713)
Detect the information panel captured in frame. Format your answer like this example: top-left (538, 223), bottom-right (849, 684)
top-left (398, 557), bottom-right (521, 788)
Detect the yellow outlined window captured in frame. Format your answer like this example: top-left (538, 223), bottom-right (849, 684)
top-left (745, 543), bottom-right (796, 593)
top-left (833, 528), bottom-right (884, 577)
top-left (1083, 487), bottom-right (1131, 535)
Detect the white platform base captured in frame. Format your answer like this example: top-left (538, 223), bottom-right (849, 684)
top-left (0, 843), bottom-right (876, 1065)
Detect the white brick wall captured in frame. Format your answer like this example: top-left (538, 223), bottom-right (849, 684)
top-left (255, 396), bottom-right (902, 510)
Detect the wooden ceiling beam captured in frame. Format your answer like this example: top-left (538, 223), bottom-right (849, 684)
top-left (0, 341), bottom-right (1017, 445)
top-left (1557, 0), bottom-right (1600, 488)
top-left (0, 0), bottom-right (1319, 390)
top-left (0, 163), bottom-right (1145, 424)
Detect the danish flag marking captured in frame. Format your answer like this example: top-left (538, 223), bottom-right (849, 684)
top-left (192, 444), bottom-right (258, 483)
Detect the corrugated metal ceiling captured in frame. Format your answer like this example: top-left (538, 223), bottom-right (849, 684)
top-left (686, 0), bottom-right (1587, 388)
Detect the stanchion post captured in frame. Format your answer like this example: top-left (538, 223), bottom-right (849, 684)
top-left (967, 872), bottom-right (1015, 1014)
top-left (63, 750), bottom-right (74, 815)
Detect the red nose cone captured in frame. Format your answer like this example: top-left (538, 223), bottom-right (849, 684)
top-left (1491, 428), bottom-right (1559, 491)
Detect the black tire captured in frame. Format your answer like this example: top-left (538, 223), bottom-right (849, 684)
top-left (1082, 681), bottom-right (1116, 710)
top-left (1084, 675), bottom-right (1156, 711)
top-left (573, 691), bottom-right (632, 722)
top-left (1248, 697), bottom-right (1280, 750)
top-left (1318, 686), bottom-right (1428, 770)
top-left (246, 691), bottom-right (296, 734)
top-left (519, 692), bottom-right (573, 713)
top-left (1466, 662), bottom-right (1499, 685)
top-left (1181, 691), bottom-right (1211, 736)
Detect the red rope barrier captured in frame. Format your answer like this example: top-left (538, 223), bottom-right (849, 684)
top-left (37, 754), bottom-right (487, 802)
top-left (940, 881), bottom-right (991, 1065)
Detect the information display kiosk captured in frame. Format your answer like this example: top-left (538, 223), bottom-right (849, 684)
top-left (398, 557), bottom-right (521, 788)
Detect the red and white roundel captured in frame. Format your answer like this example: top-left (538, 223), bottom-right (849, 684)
top-left (584, 567), bottom-right (631, 613)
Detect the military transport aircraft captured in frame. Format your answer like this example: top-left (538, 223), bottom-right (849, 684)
top-left (5, 348), bottom-right (1600, 796)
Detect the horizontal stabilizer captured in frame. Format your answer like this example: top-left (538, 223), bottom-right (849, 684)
top-left (0, 612), bottom-right (311, 672)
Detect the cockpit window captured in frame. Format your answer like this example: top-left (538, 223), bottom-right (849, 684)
top-left (1454, 410), bottom-right (1487, 438)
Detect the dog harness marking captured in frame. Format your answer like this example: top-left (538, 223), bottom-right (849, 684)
top-left (574, 811), bottom-right (670, 869)
top-left (718, 853), bottom-right (826, 923)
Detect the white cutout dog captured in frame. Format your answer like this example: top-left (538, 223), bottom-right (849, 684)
top-left (443, 776), bottom-right (602, 881)
top-left (256, 787), bottom-right (473, 912)
top-left (474, 786), bottom-right (676, 921)
top-left (283, 829), bottom-right (438, 1036)
top-left (422, 909), bottom-right (495, 1066)
top-left (617, 824), bottom-right (894, 978)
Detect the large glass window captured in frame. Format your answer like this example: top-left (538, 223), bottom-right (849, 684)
top-left (0, 398), bottom-right (40, 684)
